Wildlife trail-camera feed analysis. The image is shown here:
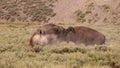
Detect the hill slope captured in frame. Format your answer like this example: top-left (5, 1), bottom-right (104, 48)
top-left (49, 0), bottom-right (120, 24)
top-left (0, 0), bottom-right (120, 24)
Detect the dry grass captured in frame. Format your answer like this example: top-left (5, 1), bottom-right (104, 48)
top-left (0, 22), bottom-right (120, 68)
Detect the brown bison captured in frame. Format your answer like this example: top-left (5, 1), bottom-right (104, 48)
top-left (29, 24), bottom-right (65, 47)
top-left (64, 26), bottom-right (105, 45)
top-left (29, 24), bottom-right (105, 47)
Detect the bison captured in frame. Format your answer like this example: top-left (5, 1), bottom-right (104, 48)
top-left (29, 24), bottom-right (65, 47)
top-left (64, 26), bottom-right (105, 45)
top-left (29, 24), bottom-right (105, 47)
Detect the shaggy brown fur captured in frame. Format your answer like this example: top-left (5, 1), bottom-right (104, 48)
top-left (29, 24), bottom-right (105, 47)
top-left (65, 26), bottom-right (105, 45)
top-left (29, 24), bottom-right (65, 47)
top-left (29, 29), bottom-right (41, 47)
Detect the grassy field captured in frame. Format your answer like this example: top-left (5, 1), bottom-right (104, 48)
top-left (0, 23), bottom-right (120, 68)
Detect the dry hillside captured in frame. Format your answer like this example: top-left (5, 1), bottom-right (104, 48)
top-left (0, 0), bottom-right (120, 24)
top-left (49, 0), bottom-right (120, 24)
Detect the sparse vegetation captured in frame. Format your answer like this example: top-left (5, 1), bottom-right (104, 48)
top-left (74, 1), bottom-right (120, 24)
top-left (0, 23), bottom-right (120, 68)
top-left (74, 2), bottom-right (97, 23)
top-left (101, 4), bottom-right (110, 12)
top-left (86, 2), bottom-right (95, 11)
top-left (74, 10), bottom-right (86, 23)
top-left (0, 0), bottom-right (57, 22)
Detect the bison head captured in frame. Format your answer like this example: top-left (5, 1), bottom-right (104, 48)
top-left (29, 24), bottom-right (65, 47)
